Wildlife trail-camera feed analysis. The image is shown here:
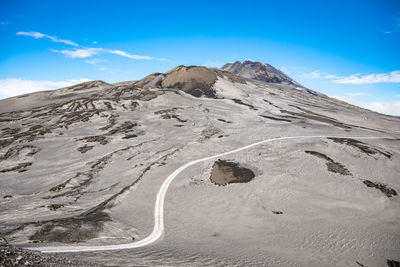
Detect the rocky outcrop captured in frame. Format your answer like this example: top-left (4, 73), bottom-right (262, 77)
top-left (221, 60), bottom-right (296, 84)
top-left (135, 65), bottom-right (246, 98)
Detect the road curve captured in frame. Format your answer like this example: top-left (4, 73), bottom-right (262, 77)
top-left (29, 135), bottom-right (395, 253)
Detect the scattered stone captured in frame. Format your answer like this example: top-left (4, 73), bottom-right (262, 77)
top-left (47, 204), bottom-right (64, 211)
top-left (272, 211), bottom-right (283, 215)
top-left (0, 243), bottom-right (97, 266)
top-left (200, 126), bottom-right (222, 140)
top-left (3, 195), bottom-right (12, 199)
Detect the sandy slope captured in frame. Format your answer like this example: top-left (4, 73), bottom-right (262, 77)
top-left (1, 63), bottom-right (400, 266)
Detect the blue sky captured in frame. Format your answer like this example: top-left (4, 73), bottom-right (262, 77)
top-left (1, 0), bottom-right (399, 114)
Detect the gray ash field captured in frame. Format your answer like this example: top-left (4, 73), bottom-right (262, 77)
top-left (1, 61), bottom-right (399, 266)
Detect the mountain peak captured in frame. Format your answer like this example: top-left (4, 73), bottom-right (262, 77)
top-left (221, 60), bottom-right (296, 85)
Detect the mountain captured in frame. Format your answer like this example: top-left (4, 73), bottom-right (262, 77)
top-left (221, 60), bottom-right (296, 84)
top-left (0, 61), bottom-right (399, 266)
top-left (221, 60), bottom-right (322, 95)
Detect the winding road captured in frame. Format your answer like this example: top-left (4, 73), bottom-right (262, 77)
top-left (29, 135), bottom-right (395, 253)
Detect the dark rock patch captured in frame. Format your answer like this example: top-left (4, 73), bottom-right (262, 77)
top-left (210, 160), bottom-right (255, 186)
top-left (155, 108), bottom-right (187, 123)
top-left (305, 151), bottom-right (351, 175)
top-left (29, 211), bottom-right (110, 243)
top-left (328, 137), bottom-right (392, 159)
top-left (122, 130), bottom-right (145, 139)
top-left (363, 180), bottom-right (397, 197)
top-left (0, 145), bottom-right (39, 160)
top-left (282, 109), bottom-right (351, 129)
top-left (106, 121), bottom-right (137, 135)
top-left (387, 259), bottom-right (400, 267)
top-left (0, 162), bottom-right (32, 173)
top-left (232, 99), bottom-right (257, 110)
top-left (0, 242), bottom-right (97, 266)
top-left (0, 139), bottom-right (13, 149)
top-left (77, 145), bottom-right (93, 153)
top-left (200, 127), bottom-right (222, 140)
top-left (260, 115), bottom-right (291, 122)
top-left (217, 118), bottom-right (232, 123)
top-left (47, 204), bottom-right (64, 211)
top-left (76, 135), bottom-right (108, 145)
top-left (263, 99), bottom-right (280, 109)
top-left (272, 211), bottom-right (283, 215)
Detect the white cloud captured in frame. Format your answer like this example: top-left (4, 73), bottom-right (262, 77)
top-left (84, 58), bottom-right (110, 64)
top-left (51, 48), bottom-right (103, 58)
top-left (330, 95), bottom-right (400, 116)
top-left (385, 12), bottom-right (400, 34)
top-left (303, 69), bottom-right (400, 85)
top-left (397, 94), bottom-right (400, 97)
top-left (334, 71), bottom-right (400, 84)
top-left (0, 78), bottom-right (90, 97)
top-left (16, 30), bottom-right (165, 61)
top-left (107, 49), bottom-right (154, 60)
top-left (345, 92), bottom-right (369, 97)
top-left (16, 31), bottom-right (78, 46)
top-left (51, 47), bottom-right (160, 61)
top-left (302, 70), bottom-right (337, 79)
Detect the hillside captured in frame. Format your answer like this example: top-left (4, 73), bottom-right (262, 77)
top-left (0, 61), bottom-right (399, 267)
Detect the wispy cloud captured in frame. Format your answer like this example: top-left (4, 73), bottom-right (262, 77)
top-left (51, 47), bottom-right (161, 61)
top-left (107, 49), bottom-right (154, 60)
top-left (16, 31), bottom-right (78, 46)
top-left (50, 48), bottom-right (103, 58)
top-left (0, 78), bottom-right (90, 97)
top-left (16, 30), bottom-right (166, 64)
top-left (331, 95), bottom-right (400, 116)
top-left (0, 21), bottom-right (11, 26)
top-left (333, 71), bottom-right (400, 84)
top-left (384, 12), bottom-right (400, 34)
top-left (84, 58), bottom-right (110, 64)
top-left (303, 69), bottom-right (400, 84)
top-left (302, 70), bottom-right (337, 79)
top-left (345, 92), bottom-right (369, 97)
